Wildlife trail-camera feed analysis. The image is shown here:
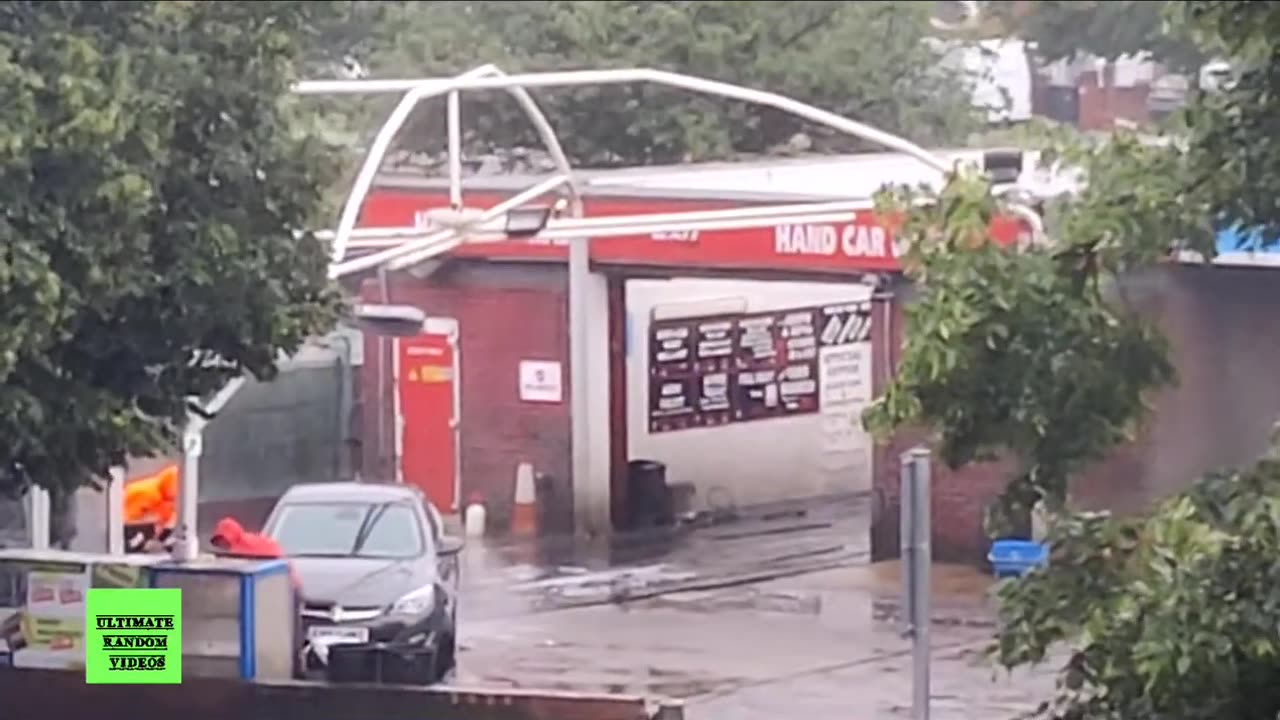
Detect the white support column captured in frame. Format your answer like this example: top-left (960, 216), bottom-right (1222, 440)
top-left (571, 254), bottom-right (613, 537)
top-left (28, 486), bottom-right (51, 550)
top-left (173, 375), bottom-right (245, 562)
top-left (175, 417), bottom-right (206, 561)
top-left (106, 466), bottom-right (125, 555)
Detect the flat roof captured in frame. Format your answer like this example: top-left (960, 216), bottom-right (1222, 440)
top-left (371, 146), bottom-right (1065, 203)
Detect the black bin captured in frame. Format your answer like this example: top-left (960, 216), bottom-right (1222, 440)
top-left (626, 460), bottom-right (673, 531)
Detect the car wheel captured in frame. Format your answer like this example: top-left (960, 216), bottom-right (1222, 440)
top-left (432, 633), bottom-right (456, 684)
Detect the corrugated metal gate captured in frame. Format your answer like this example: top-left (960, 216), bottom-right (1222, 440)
top-left (198, 342), bottom-right (354, 531)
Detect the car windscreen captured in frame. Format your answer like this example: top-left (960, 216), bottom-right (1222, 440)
top-left (269, 501), bottom-right (425, 559)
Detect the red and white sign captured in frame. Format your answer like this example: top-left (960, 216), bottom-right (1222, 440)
top-left (360, 189), bottom-right (1027, 274)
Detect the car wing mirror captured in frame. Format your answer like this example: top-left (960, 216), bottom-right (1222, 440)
top-left (439, 535), bottom-right (464, 556)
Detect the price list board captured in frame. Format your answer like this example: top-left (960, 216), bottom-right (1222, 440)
top-left (648, 305), bottom-right (833, 433)
top-left (731, 308), bottom-right (819, 422)
top-left (648, 314), bottom-right (737, 433)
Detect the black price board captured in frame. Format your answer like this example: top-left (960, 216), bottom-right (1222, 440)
top-left (648, 304), bottom-right (838, 433)
top-left (648, 376), bottom-right (697, 433)
top-left (649, 319), bottom-right (695, 378)
top-left (730, 308), bottom-right (820, 422)
top-left (817, 301), bottom-right (873, 347)
top-left (692, 317), bottom-right (737, 374)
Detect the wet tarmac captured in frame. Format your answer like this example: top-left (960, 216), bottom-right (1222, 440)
top-left (452, 497), bottom-right (1059, 719)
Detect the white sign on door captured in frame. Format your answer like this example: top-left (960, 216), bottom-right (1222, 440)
top-left (518, 360), bottom-right (563, 403)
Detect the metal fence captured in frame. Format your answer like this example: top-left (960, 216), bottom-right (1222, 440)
top-left (197, 344), bottom-right (353, 531)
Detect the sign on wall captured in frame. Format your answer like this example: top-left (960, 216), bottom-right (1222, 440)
top-left (518, 360), bottom-right (563, 404)
top-left (647, 301), bottom-right (873, 433)
top-left (361, 190), bottom-right (1030, 275)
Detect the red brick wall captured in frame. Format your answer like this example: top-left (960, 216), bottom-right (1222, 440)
top-left (1076, 69), bottom-right (1151, 131)
top-left (359, 262), bottom-right (571, 531)
top-left (869, 283), bottom-right (1015, 564)
top-left (871, 266), bottom-right (1280, 565)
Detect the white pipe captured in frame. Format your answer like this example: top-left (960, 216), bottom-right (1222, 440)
top-left (447, 91), bottom-right (463, 208)
top-left (324, 65), bottom-right (582, 269)
top-left (328, 65), bottom-right (498, 270)
top-left (28, 486), bottom-right (50, 550)
top-left (174, 375), bottom-right (247, 562)
top-left (302, 68), bottom-right (1044, 248)
top-left (295, 68), bottom-right (950, 173)
top-left (331, 174), bottom-right (568, 277)
top-left (324, 195), bottom-right (1041, 249)
top-left (337, 200), bottom-right (1038, 250)
top-left (107, 466), bottom-right (125, 555)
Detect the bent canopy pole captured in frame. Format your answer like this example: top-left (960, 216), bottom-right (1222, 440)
top-left (328, 174), bottom-right (571, 278)
top-left (325, 65), bottom-right (583, 271)
top-left (297, 66), bottom-right (1045, 272)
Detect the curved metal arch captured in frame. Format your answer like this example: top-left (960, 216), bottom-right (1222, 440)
top-left (328, 64), bottom-right (584, 270)
top-left (305, 65), bottom-right (1047, 276)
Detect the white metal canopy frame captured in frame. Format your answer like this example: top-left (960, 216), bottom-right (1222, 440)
top-left (296, 63), bottom-right (1049, 539)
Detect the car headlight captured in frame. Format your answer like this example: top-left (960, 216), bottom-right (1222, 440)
top-left (390, 585), bottom-right (436, 615)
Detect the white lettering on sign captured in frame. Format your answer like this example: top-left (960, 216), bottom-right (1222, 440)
top-left (651, 230), bottom-right (700, 243)
top-left (774, 224), bottom-right (903, 259)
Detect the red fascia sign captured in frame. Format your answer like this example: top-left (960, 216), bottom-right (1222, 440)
top-left (360, 189), bottom-right (1029, 274)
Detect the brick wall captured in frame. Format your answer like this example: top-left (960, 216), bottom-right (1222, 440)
top-left (1076, 69), bottom-right (1151, 131)
top-left (359, 262), bottom-right (571, 532)
top-left (871, 266), bottom-right (1280, 565)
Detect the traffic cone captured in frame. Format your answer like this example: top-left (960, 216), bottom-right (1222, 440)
top-left (511, 462), bottom-right (538, 538)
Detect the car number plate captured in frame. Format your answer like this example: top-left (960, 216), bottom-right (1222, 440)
top-left (307, 626), bottom-right (369, 644)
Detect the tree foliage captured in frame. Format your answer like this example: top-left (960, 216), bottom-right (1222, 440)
top-left (995, 437), bottom-right (1280, 720)
top-left (0, 1), bottom-right (348, 497)
top-left (864, 162), bottom-right (1176, 533)
top-left (985, 1), bottom-right (1207, 73)
top-left (355, 0), bottom-right (985, 167)
top-left (866, 1), bottom-right (1280, 718)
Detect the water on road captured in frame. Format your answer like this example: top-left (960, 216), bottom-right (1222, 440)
top-left (451, 497), bottom-right (1058, 719)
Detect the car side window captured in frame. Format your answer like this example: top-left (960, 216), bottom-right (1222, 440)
top-left (421, 500), bottom-right (443, 543)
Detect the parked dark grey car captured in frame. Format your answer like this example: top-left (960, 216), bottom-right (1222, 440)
top-left (262, 482), bottom-right (462, 684)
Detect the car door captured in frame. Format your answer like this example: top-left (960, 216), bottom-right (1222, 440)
top-left (422, 500), bottom-right (461, 619)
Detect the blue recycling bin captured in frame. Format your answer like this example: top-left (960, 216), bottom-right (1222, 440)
top-left (987, 539), bottom-right (1048, 578)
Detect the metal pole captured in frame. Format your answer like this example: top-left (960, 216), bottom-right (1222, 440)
top-left (28, 486), bottom-right (50, 550)
top-left (176, 418), bottom-right (205, 561)
top-left (174, 376), bottom-right (246, 561)
top-left (322, 65), bottom-right (583, 268)
top-left (106, 466), bottom-right (125, 554)
top-left (568, 235), bottom-right (592, 535)
top-left (333, 174), bottom-right (570, 278)
top-left (446, 90), bottom-right (463, 208)
top-left (900, 447), bottom-right (932, 720)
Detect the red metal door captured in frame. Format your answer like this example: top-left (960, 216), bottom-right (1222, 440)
top-left (396, 332), bottom-right (458, 511)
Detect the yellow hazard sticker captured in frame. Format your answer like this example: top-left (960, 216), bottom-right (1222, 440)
top-left (409, 365), bottom-right (452, 383)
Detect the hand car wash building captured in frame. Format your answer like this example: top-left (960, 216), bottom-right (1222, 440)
top-left (347, 148), bottom-right (1280, 565)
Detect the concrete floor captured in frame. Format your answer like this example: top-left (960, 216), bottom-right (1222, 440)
top-left (451, 498), bottom-right (1058, 719)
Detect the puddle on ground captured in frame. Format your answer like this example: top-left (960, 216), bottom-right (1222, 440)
top-left (644, 588), bottom-right (822, 616)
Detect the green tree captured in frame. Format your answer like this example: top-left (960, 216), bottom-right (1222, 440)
top-left (986, 1), bottom-right (1208, 73)
top-left (360, 0), bottom-right (985, 167)
top-left (868, 1), bottom-right (1280, 717)
top-left (0, 1), bottom-right (348, 497)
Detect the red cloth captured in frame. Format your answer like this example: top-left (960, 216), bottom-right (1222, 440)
top-left (211, 517), bottom-right (285, 558)
top-left (211, 517), bottom-right (300, 590)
